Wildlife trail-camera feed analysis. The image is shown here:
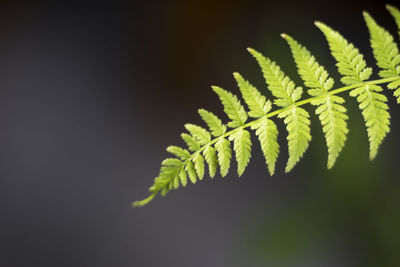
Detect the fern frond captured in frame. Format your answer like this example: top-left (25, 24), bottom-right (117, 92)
top-left (181, 133), bottom-right (200, 152)
top-left (193, 153), bottom-right (205, 180)
top-left (312, 95), bottom-right (348, 168)
top-left (364, 12), bottom-right (400, 77)
top-left (278, 106), bottom-right (311, 172)
top-left (282, 34), bottom-right (348, 169)
top-left (233, 72), bottom-right (270, 118)
top-left (281, 34), bottom-right (335, 92)
top-left (229, 129), bottom-right (252, 176)
top-left (215, 137), bottom-right (232, 177)
top-left (185, 161), bottom-right (197, 184)
top-left (198, 109), bottom-right (227, 137)
top-left (248, 48), bottom-right (303, 107)
top-left (364, 11), bottom-right (400, 102)
top-left (184, 124), bottom-right (211, 146)
top-left (249, 48), bottom-right (310, 171)
top-left (349, 84), bottom-right (390, 159)
top-left (315, 22), bottom-right (372, 85)
top-left (316, 21), bottom-right (391, 160)
top-left (179, 168), bottom-right (188, 187)
top-left (155, 159), bottom-right (183, 197)
top-left (203, 145), bottom-right (218, 178)
top-left (251, 117), bottom-right (279, 175)
top-left (134, 5), bottom-right (400, 207)
top-left (387, 4), bottom-right (400, 36)
top-left (166, 145), bottom-right (191, 160)
top-left (388, 79), bottom-right (400, 103)
top-left (212, 86), bottom-right (248, 127)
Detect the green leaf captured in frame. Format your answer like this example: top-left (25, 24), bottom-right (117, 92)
top-left (161, 158), bottom-right (182, 167)
top-left (233, 72), bottom-right (271, 117)
top-left (315, 21), bottom-right (372, 85)
top-left (364, 11), bottom-right (400, 78)
top-left (282, 34), bottom-right (334, 93)
top-left (283, 34), bottom-right (348, 168)
top-left (173, 174), bottom-right (180, 189)
top-left (387, 4), bottom-right (400, 37)
top-left (193, 153), bottom-right (205, 180)
top-left (278, 106), bottom-right (311, 172)
top-left (198, 109), bottom-right (227, 137)
top-left (314, 95), bottom-right (349, 168)
top-left (184, 124), bottom-right (211, 146)
top-left (248, 48), bottom-right (303, 107)
top-left (251, 117), bottom-right (279, 175)
top-left (215, 137), bottom-right (232, 177)
top-left (179, 168), bottom-right (188, 187)
top-left (132, 194), bottom-right (156, 207)
top-left (181, 133), bottom-right (200, 152)
top-left (166, 146), bottom-right (191, 160)
top-left (185, 161), bottom-right (197, 184)
top-left (316, 21), bottom-right (391, 159)
top-left (364, 12), bottom-right (400, 104)
top-left (387, 79), bottom-right (400, 103)
top-left (229, 129), bottom-right (252, 176)
top-left (203, 145), bottom-right (218, 178)
top-left (212, 86), bottom-right (248, 127)
top-left (149, 159), bottom-right (183, 198)
top-left (349, 84), bottom-right (390, 160)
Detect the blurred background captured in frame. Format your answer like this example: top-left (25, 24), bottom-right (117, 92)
top-left (1, 0), bottom-right (400, 266)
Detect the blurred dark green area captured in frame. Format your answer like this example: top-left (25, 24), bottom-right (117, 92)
top-left (1, 0), bottom-right (400, 266)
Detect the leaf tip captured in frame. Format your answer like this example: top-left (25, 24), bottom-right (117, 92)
top-left (314, 20), bottom-right (326, 29)
top-left (362, 10), bottom-right (371, 19)
top-left (132, 201), bottom-right (142, 208)
top-left (284, 164), bottom-right (293, 173)
top-left (386, 4), bottom-right (396, 11)
top-left (132, 194), bottom-right (156, 208)
top-left (247, 47), bottom-right (256, 55)
top-left (327, 162), bottom-right (334, 170)
top-left (211, 85), bottom-right (220, 93)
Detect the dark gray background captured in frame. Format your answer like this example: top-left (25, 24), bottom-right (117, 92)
top-left (1, 1), bottom-right (400, 266)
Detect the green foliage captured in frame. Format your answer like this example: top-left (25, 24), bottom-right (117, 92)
top-left (181, 133), bottom-right (200, 152)
top-left (316, 21), bottom-right (390, 160)
top-left (184, 124), bottom-right (211, 146)
top-left (248, 48), bottom-right (302, 107)
top-left (166, 146), bottom-right (191, 160)
top-left (364, 10), bottom-right (400, 103)
top-left (215, 137), bottom-right (231, 177)
top-left (387, 4), bottom-right (400, 36)
top-left (198, 109), bottom-right (227, 137)
top-left (250, 117), bottom-right (279, 175)
top-left (248, 47), bottom-right (311, 172)
top-left (134, 5), bottom-right (400, 207)
top-left (278, 107), bottom-right (311, 172)
top-left (233, 72), bottom-right (270, 118)
top-left (203, 145), bottom-right (218, 178)
top-left (212, 86), bottom-right (248, 127)
top-left (282, 34), bottom-right (348, 169)
top-left (229, 129), bottom-right (252, 176)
